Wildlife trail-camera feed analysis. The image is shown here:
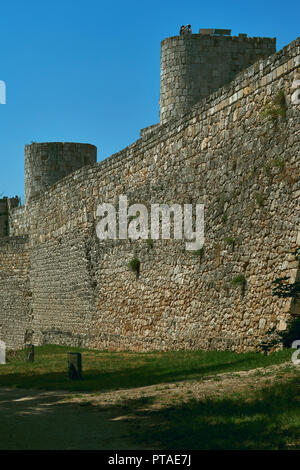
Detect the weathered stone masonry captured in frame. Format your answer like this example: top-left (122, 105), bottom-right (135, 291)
top-left (25, 142), bottom-right (97, 204)
top-left (160, 33), bottom-right (276, 123)
top-left (0, 32), bottom-right (299, 352)
top-left (0, 236), bottom-right (31, 349)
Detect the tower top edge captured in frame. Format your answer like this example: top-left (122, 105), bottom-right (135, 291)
top-left (24, 142), bottom-right (97, 149)
top-left (161, 34), bottom-right (276, 45)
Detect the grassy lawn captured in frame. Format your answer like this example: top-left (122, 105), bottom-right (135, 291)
top-left (0, 345), bottom-right (299, 450)
top-left (0, 344), bottom-right (294, 392)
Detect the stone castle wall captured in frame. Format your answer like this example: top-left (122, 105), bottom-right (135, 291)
top-left (0, 236), bottom-right (31, 350)
top-left (9, 206), bottom-right (27, 236)
top-left (0, 35), bottom-right (299, 352)
top-left (19, 37), bottom-right (299, 352)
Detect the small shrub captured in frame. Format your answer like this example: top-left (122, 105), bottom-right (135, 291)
top-left (191, 246), bottom-right (204, 260)
top-left (128, 258), bottom-right (140, 277)
top-left (255, 192), bottom-right (266, 207)
top-left (231, 274), bottom-right (247, 296)
top-left (271, 157), bottom-right (285, 171)
top-left (224, 237), bottom-right (235, 248)
top-left (260, 89), bottom-right (287, 121)
top-left (146, 239), bottom-right (154, 249)
top-left (231, 274), bottom-right (246, 287)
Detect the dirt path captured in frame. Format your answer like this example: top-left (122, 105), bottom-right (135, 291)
top-left (0, 361), bottom-right (298, 450)
top-left (0, 387), bottom-right (148, 450)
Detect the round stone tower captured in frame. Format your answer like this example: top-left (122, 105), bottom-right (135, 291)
top-left (25, 142), bottom-right (97, 204)
top-left (159, 30), bottom-right (276, 124)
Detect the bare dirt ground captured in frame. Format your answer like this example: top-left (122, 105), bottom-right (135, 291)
top-left (0, 361), bottom-right (298, 450)
top-left (62, 361), bottom-right (299, 410)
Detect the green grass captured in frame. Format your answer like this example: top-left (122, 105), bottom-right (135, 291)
top-left (0, 344), bottom-right (293, 393)
top-left (131, 376), bottom-right (300, 450)
top-left (0, 345), bottom-right (298, 450)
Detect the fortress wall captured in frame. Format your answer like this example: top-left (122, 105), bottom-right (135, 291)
top-left (28, 232), bottom-right (95, 347)
top-left (0, 236), bottom-right (31, 350)
top-left (25, 37), bottom-right (300, 351)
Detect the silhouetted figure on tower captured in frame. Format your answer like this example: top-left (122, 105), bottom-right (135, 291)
top-left (180, 24), bottom-right (192, 35)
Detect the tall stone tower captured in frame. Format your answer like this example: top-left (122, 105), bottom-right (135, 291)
top-left (159, 29), bottom-right (276, 124)
top-left (25, 142), bottom-right (97, 204)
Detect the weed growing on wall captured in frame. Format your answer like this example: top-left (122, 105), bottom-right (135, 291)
top-left (260, 89), bottom-right (287, 121)
top-left (224, 237), bottom-right (236, 249)
top-left (255, 192), bottom-right (266, 207)
top-left (191, 246), bottom-right (205, 261)
top-left (146, 239), bottom-right (154, 249)
top-left (128, 258), bottom-right (141, 278)
top-left (231, 274), bottom-right (247, 297)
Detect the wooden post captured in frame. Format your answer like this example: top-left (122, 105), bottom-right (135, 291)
top-left (25, 344), bottom-right (34, 362)
top-left (68, 352), bottom-right (82, 380)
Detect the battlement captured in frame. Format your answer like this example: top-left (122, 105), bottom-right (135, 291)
top-left (159, 30), bottom-right (276, 123)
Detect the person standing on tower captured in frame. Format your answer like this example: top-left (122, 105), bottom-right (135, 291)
top-left (180, 24), bottom-right (192, 35)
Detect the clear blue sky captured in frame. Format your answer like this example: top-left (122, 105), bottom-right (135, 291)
top-left (0, 0), bottom-right (299, 200)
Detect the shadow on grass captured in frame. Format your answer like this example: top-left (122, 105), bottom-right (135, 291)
top-left (91, 376), bottom-right (300, 450)
top-left (0, 355), bottom-right (276, 392)
top-left (123, 376), bottom-right (300, 450)
top-left (6, 375), bottom-right (295, 450)
top-left (0, 370), bottom-right (299, 450)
